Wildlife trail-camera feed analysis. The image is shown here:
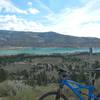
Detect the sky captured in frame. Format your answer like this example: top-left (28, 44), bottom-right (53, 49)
top-left (0, 0), bottom-right (100, 38)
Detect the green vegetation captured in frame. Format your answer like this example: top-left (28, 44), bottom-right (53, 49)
top-left (0, 53), bottom-right (100, 99)
top-left (0, 68), bottom-right (8, 82)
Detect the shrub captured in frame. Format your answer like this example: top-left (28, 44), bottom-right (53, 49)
top-left (0, 80), bottom-right (32, 97)
top-left (0, 81), bottom-right (12, 97)
top-left (95, 78), bottom-right (100, 93)
top-left (0, 69), bottom-right (8, 82)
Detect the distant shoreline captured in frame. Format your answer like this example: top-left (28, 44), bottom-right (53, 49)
top-left (0, 46), bottom-right (94, 50)
top-left (0, 47), bottom-right (100, 56)
top-left (0, 47), bottom-right (31, 50)
top-left (0, 47), bottom-right (81, 51)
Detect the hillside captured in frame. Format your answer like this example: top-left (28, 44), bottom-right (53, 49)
top-left (0, 30), bottom-right (100, 47)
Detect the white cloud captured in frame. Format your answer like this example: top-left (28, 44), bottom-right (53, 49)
top-left (0, 0), bottom-right (27, 14)
top-left (35, 0), bottom-right (54, 14)
top-left (85, 0), bottom-right (100, 11)
top-left (0, 0), bottom-right (100, 38)
top-left (28, 2), bottom-right (32, 6)
top-left (0, 0), bottom-right (40, 15)
top-left (28, 8), bottom-right (39, 15)
top-left (45, 0), bottom-right (100, 38)
top-left (0, 15), bottom-right (46, 32)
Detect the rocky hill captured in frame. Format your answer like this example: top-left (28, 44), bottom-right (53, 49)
top-left (0, 30), bottom-right (100, 47)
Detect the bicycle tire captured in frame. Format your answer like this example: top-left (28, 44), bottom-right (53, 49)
top-left (38, 91), bottom-right (68, 100)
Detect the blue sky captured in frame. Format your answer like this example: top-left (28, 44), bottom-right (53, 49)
top-left (0, 0), bottom-right (100, 38)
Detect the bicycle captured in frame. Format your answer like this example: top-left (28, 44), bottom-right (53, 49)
top-left (38, 68), bottom-right (100, 100)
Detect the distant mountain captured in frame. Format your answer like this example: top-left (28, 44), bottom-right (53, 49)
top-left (0, 30), bottom-right (100, 47)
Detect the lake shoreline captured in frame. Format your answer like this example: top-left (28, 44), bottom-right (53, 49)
top-left (0, 47), bottom-right (100, 56)
top-left (0, 47), bottom-right (31, 50)
top-left (0, 46), bottom-right (90, 50)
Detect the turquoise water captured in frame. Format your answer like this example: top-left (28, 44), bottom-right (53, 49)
top-left (0, 47), bottom-right (100, 55)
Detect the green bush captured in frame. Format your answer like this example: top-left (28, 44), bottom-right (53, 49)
top-left (0, 69), bottom-right (8, 82)
top-left (0, 80), bottom-right (28, 97)
top-left (0, 81), bottom-right (12, 97)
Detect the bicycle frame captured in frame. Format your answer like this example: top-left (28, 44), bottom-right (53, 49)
top-left (59, 79), bottom-right (99, 100)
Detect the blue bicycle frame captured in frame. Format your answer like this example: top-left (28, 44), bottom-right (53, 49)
top-left (59, 79), bottom-right (99, 100)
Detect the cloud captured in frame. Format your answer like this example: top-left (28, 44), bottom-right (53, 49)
top-left (0, 0), bottom-right (40, 15)
top-left (0, 15), bottom-right (46, 32)
top-left (45, 0), bottom-right (100, 38)
top-left (28, 8), bottom-right (39, 15)
top-left (0, 0), bottom-right (27, 14)
top-left (35, 0), bottom-right (55, 15)
top-left (28, 2), bottom-right (32, 6)
top-left (0, 0), bottom-right (100, 38)
top-left (85, 0), bottom-right (100, 11)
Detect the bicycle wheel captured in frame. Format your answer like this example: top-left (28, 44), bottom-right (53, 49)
top-left (38, 91), bottom-right (68, 100)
